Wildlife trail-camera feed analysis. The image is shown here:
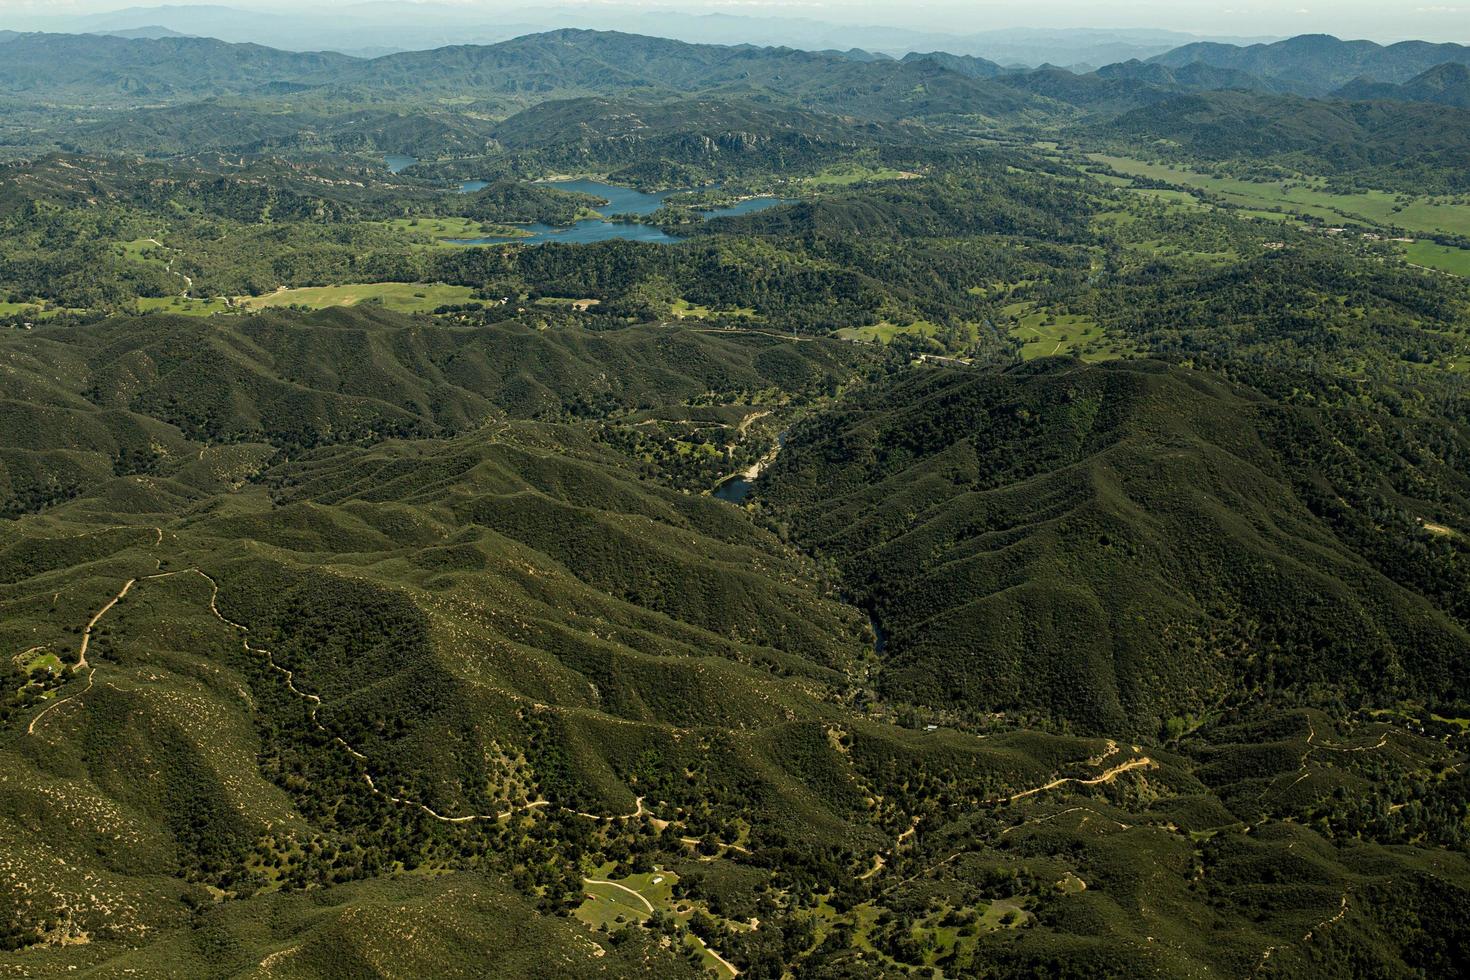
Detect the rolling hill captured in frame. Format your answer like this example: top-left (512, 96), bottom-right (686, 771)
top-left (1104, 89), bottom-right (1470, 185)
top-left (1, 20), bottom-right (1469, 977)
top-left (761, 358), bottom-right (1470, 733)
top-left (1, 309), bottom-right (1466, 976)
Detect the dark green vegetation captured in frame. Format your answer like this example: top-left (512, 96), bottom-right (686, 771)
top-left (1, 23), bottom-right (1469, 980)
top-left (1335, 63), bottom-right (1470, 109)
top-left (762, 359), bottom-right (1470, 732)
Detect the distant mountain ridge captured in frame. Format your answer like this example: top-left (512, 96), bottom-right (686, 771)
top-left (1097, 59), bottom-right (1295, 94)
top-left (900, 51), bottom-right (1006, 79)
top-left (0, 28), bottom-right (1054, 124)
top-left (1334, 62), bottom-right (1470, 109)
top-left (8, 3), bottom-right (1275, 63)
top-left (92, 25), bottom-right (188, 39)
top-left (1150, 33), bottom-right (1470, 95)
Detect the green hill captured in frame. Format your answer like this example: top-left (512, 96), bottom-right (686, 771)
top-left (0, 309), bottom-right (1466, 977)
top-left (1104, 89), bottom-right (1470, 190)
top-left (762, 358), bottom-right (1470, 733)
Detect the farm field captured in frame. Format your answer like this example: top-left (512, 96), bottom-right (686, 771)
top-left (671, 298), bottom-right (754, 319)
top-left (834, 320), bottom-right (947, 343)
top-left (0, 302), bottom-right (84, 318)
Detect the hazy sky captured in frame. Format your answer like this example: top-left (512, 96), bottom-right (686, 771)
top-left (1, 0), bottom-right (1467, 42)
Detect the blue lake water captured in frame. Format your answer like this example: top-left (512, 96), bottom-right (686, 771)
top-left (546, 179), bottom-right (676, 215)
top-left (384, 155), bottom-right (418, 173)
top-left (703, 197), bottom-right (799, 219)
top-left (447, 180), bottom-right (795, 246)
top-left (713, 474), bottom-right (755, 504)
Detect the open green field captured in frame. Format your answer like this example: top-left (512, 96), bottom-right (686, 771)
top-left (834, 319), bottom-right (945, 343)
top-left (577, 870), bottom-right (675, 929)
top-left (1006, 304), bottom-right (1125, 362)
top-left (375, 217), bottom-right (531, 245)
top-left (800, 164), bottom-right (921, 188)
top-left (236, 282), bottom-right (477, 313)
top-left (671, 298), bottom-right (753, 319)
top-left (0, 301), bottom-right (85, 319)
top-left (1093, 154), bottom-right (1470, 237)
top-left (826, 895), bottom-right (1032, 971)
top-left (116, 237), bottom-right (174, 267)
top-left (575, 869), bottom-right (735, 977)
top-left (1125, 237), bottom-right (1238, 264)
top-left (20, 650), bottom-right (62, 674)
top-left (1404, 241), bottom-right (1470, 277)
top-left (969, 278), bottom-right (1037, 299)
top-left (136, 295), bottom-right (234, 316)
top-left (534, 296), bottom-right (601, 310)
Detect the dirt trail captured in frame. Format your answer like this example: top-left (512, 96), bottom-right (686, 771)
top-left (25, 668), bottom-right (95, 736)
top-left (27, 573), bottom-right (165, 735)
top-left (569, 795), bottom-right (649, 823)
top-left (673, 840), bottom-right (752, 852)
top-left (1260, 719), bottom-right (1392, 802)
top-left (145, 237), bottom-right (193, 294)
top-left (188, 567), bottom-right (545, 823)
top-left (998, 757), bottom-right (1155, 803)
top-left (583, 871), bottom-right (740, 974)
top-left (1253, 893), bottom-right (1349, 975)
top-left (23, 559), bottom-right (731, 845)
top-left (23, 529), bottom-right (166, 735)
top-left (1001, 805), bottom-right (1132, 836)
top-left (75, 578), bottom-right (137, 670)
top-left (1086, 739), bottom-right (1120, 767)
top-left (1308, 723), bottom-right (1391, 753)
top-left (735, 410), bottom-right (771, 439)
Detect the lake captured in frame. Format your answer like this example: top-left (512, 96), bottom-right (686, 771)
top-left (446, 180), bottom-right (795, 247)
top-left (384, 155), bottom-right (418, 174)
top-left (713, 474), bottom-right (756, 504)
top-left (713, 431), bottom-right (788, 504)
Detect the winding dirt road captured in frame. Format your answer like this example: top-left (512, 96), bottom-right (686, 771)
top-left (998, 757), bottom-right (1155, 803)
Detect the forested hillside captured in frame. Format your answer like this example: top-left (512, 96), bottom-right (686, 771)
top-left (1, 21), bottom-right (1467, 980)
top-left (761, 359), bottom-right (1470, 731)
